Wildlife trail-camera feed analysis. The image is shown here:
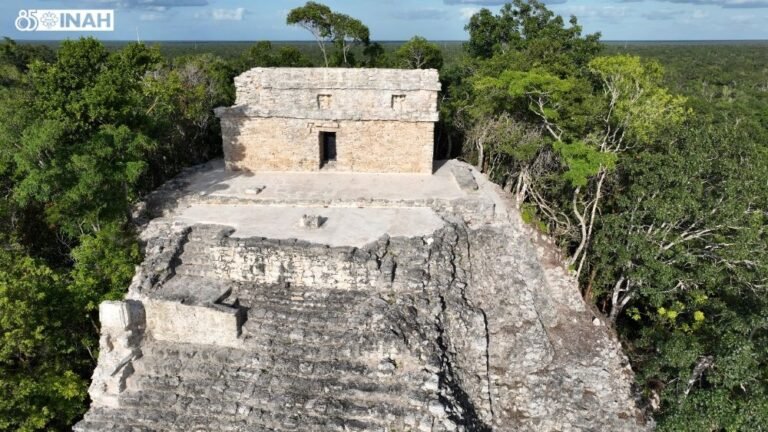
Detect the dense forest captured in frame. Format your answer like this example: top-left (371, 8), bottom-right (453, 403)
top-left (1, 0), bottom-right (766, 430)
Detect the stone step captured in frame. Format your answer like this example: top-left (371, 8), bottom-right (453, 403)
top-left (135, 359), bottom-right (376, 385)
top-left (110, 374), bottom-right (437, 431)
top-left (243, 286), bottom-right (372, 304)
top-left (244, 299), bottom-right (367, 320)
top-left (124, 386), bottom-right (425, 418)
top-left (138, 331), bottom-right (388, 365)
top-left (130, 349), bottom-right (434, 402)
top-left (133, 356), bottom-right (422, 393)
top-left (236, 339), bottom-right (384, 363)
top-left (173, 264), bottom-right (217, 277)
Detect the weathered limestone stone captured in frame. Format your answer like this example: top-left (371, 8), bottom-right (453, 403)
top-left (144, 299), bottom-right (244, 348)
top-left (87, 301), bottom-right (144, 408)
top-left (450, 163), bottom-right (480, 192)
top-left (214, 68), bottom-right (440, 174)
top-left (76, 160), bottom-right (651, 432)
top-left (298, 214), bottom-right (325, 229)
top-left (243, 186), bottom-right (265, 195)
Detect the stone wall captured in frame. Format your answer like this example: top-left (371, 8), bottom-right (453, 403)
top-left (220, 117), bottom-right (434, 173)
top-left (233, 68), bottom-right (440, 118)
top-left (226, 89), bottom-right (438, 123)
top-left (215, 68), bottom-right (440, 174)
top-left (171, 231), bottom-right (402, 291)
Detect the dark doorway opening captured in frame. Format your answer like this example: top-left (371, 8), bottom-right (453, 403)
top-left (320, 132), bottom-right (337, 167)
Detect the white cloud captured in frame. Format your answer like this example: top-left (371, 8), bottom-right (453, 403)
top-left (562, 5), bottom-right (630, 20)
top-left (728, 13), bottom-right (756, 21)
top-left (460, 7), bottom-right (481, 20)
top-left (631, 0), bottom-right (768, 9)
top-left (211, 7), bottom-right (246, 21)
top-left (692, 8), bottom-right (709, 17)
top-left (446, 0), bottom-right (567, 4)
top-left (140, 12), bottom-right (166, 21)
top-left (642, 8), bottom-right (684, 20)
top-left (392, 8), bottom-right (450, 20)
top-left (81, 0), bottom-right (207, 9)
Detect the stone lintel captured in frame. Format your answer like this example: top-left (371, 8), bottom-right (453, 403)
top-left (214, 105), bottom-right (440, 123)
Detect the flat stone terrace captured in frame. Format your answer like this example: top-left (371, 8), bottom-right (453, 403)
top-left (143, 160), bottom-right (491, 248)
top-left (182, 159), bottom-right (466, 203)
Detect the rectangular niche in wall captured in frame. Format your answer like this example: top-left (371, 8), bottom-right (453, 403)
top-left (317, 94), bottom-right (332, 110)
top-left (391, 94), bottom-right (406, 111)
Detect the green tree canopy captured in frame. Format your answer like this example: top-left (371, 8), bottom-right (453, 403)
top-left (0, 251), bottom-right (88, 431)
top-left (591, 119), bottom-right (768, 430)
top-left (286, 2), bottom-right (336, 67)
top-left (0, 37), bottom-right (234, 430)
top-left (394, 36), bottom-right (443, 70)
top-left (330, 13), bottom-right (370, 66)
top-left (287, 2), bottom-right (373, 67)
top-left (465, 0), bottom-right (601, 74)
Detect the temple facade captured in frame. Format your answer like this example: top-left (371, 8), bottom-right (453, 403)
top-left (214, 68), bottom-right (441, 174)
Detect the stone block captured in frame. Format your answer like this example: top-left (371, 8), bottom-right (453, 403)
top-left (100, 300), bottom-right (145, 331)
top-left (298, 214), bottom-right (326, 229)
top-left (144, 299), bottom-right (244, 348)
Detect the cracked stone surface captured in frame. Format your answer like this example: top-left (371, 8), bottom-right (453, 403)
top-left (75, 160), bottom-right (650, 431)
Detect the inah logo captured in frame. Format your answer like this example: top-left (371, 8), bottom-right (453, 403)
top-left (15, 9), bottom-right (114, 32)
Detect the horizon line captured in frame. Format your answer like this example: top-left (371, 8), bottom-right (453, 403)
top-left (7, 38), bottom-right (768, 44)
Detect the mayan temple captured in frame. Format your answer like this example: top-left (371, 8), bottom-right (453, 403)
top-left (75, 68), bottom-right (649, 432)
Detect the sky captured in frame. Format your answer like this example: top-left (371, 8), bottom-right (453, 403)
top-left (1, 0), bottom-right (767, 41)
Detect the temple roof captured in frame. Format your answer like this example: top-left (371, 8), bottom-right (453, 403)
top-left (234, 67), bottom-right (441, 92)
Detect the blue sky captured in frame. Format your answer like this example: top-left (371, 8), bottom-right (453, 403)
top-left (2, 0), bottom-right (767, 41)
